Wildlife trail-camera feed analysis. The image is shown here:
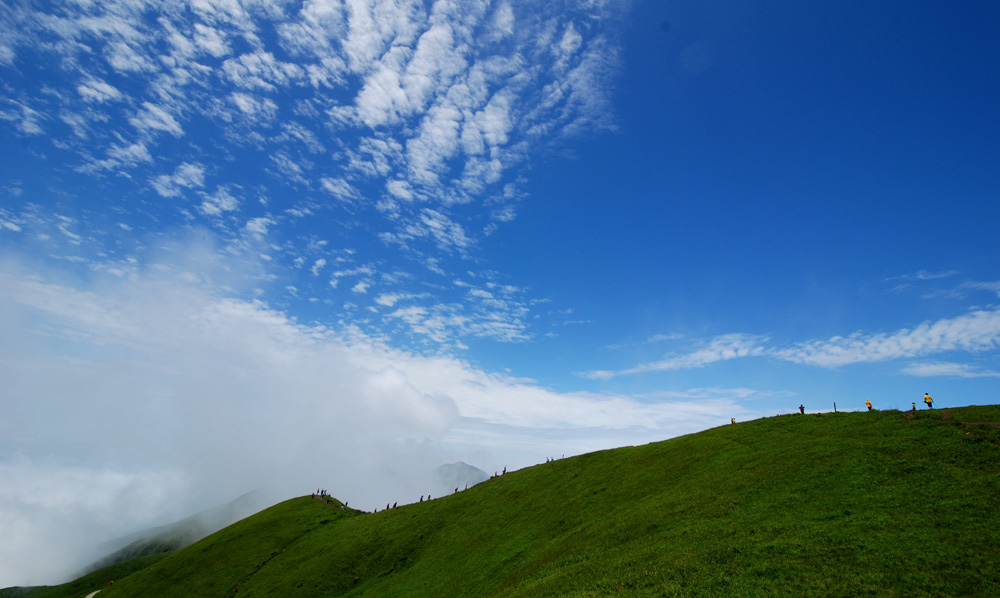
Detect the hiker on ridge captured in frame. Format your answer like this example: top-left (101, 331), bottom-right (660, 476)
top-left (865, 399), bottom-right (872, 411)
top-left (799, 405), bottom-right (804, 415)
top-left (924, 393), bottom-right (933, 409)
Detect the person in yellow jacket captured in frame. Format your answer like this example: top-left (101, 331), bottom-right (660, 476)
top-left (865, 399), bottom-right (872, 411)
top-left (924, 393), bottom-right (933, 409)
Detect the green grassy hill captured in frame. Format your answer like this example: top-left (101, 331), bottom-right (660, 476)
top-left (78, 490), bottom-right (273, 577)
top-left (9, 406), bottom-right (1000, 597)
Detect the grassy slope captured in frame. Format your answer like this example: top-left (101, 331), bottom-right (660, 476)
top-left (32, 407), bottom-right (1000, 596)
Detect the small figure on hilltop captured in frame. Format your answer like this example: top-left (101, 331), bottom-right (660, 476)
top-left (420, 495), bottom-right (424, 502)
top-left (731, 418), bottom-right (736, 424)
top-left (912, 402), bottom-right (916, 411)
top-left (924, 393), bottom-right (933, 409)
top-left (866, 399), bottom-right (872, 411)
top-left (799, 404), bottom-right (804, 415)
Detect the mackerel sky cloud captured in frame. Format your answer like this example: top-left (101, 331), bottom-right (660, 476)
top-left (2, 0), bottom-right (999, 588)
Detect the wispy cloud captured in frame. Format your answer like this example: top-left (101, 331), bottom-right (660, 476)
top-left (129, 102), bottom-right (184, 137)
top-left (198, 186), bottom-right (241, 217)
top-left (647, 333), bottom-right (683, 343)
top-left (77, 78), bottom-right (123, 103)
top-left (775, 308), bottom-right (1000, 367)
top-left (961, 281), bottom-right (1000, 297)
top-left (885, 269), bottom-right (960, 282)
top-left (902, 361), bottom-right (1000, 378)
top-left (151, 162), bottom-right (206, 197)
top-left (583, 334), bottom-right (767, 380)
top-left (588, 307), bottom-right (1000, 379)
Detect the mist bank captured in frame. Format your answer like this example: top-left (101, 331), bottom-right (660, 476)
top-left (0, 244), bottom-right (749, 587)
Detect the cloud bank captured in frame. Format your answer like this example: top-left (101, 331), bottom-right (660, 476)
top-left (0, 237), bottom-right (745, 587)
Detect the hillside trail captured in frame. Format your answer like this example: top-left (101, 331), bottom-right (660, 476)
top-left (84, 591), bottom-right (100, 598)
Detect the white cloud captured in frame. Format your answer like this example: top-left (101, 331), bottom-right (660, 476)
top-left (375, 292), bottom-right (414, 308)
top-left (76, 78), bottom-right (123, 103)
top-left (151, 162), bottom-right (206, 197)
top-left (245, 216), bottom-right (276, 236)
top-left (583, 334), bottom-right (767, 380)
top-left (129, 101), bottom-right (184, 137)
top-left (198, 186), bottom-right (240, 216)
top-left (104, 39), bottom-right (158, 73)
top-left (269, 151), bottom-right (310, 185)
top-left (1, 103), bottom-right (45, 135)
top-left (902, 361), bottom-right (1000, 378)
top-left (193, 23), bottom-right (230, 57)
top-left (399, 208), bottom-right (473, 250)
top-left (775, 308), bottom-right (1000, 367)
top-left (81, 141), bottom-right (153, 172)
top-left (0, 459), bottom-right (188, 587)
top-left (962, 281), bottom-right (1000, 297)
top-left (320, 177), bottom-right (362, 202)
top-left (277, 121), bottom-right (324, 153)
top-left (647, 333), bottom-right (683, 343)
top-left (886, 269), bottom-right (960, 282)
top-left (230, 92), bottom-right (278, 122)
top-left (221, 50), bottom-right (304, 91)
top-left (558, 22), bottom-right (583, 58)
top-left (591, 306), bottom-right (1000, 379)
top-left (381, 286), bottom-right (532, 345)
top-left (277, 0), bottom-right (347, 59)
top-left (310, 258), bottom-right (326, 276)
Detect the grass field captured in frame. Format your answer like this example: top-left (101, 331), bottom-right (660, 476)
top-left (6, 405), bottom-right (999, 597)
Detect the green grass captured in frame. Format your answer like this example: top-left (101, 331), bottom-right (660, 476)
top-left (16, 406), bottom-right (1000, 597)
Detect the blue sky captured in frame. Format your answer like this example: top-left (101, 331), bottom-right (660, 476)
top-left (1, 0), bottom-right (999, 585)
